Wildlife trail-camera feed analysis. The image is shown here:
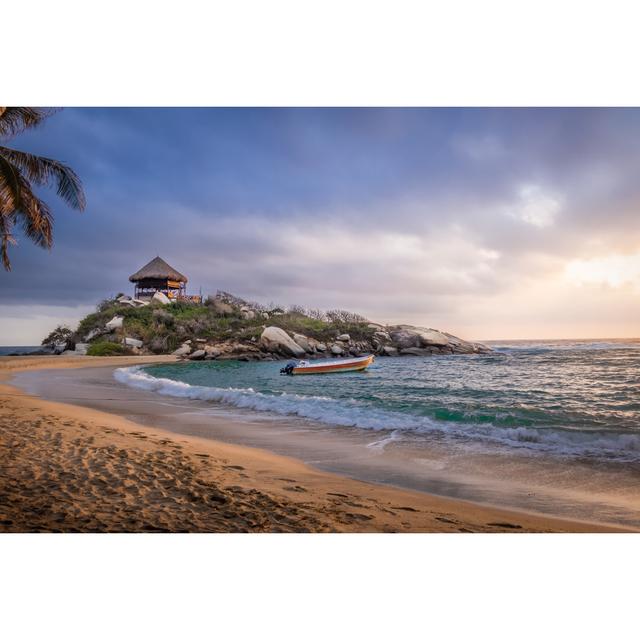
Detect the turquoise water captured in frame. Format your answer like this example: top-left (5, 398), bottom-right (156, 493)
top-left (116, 339), bottom-right (640, 463)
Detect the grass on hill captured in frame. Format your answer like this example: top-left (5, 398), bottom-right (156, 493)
top-left (74, 296), bottom-right (375, 354)
top-left (86, 342), bottom-right (130, 356)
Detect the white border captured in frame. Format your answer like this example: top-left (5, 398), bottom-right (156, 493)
top-left (3, 1), bottom-right (639, 637)
top-left (2, 534), bottom-right (638, 639)
top-left (4, 0), bottom-right (640, 106)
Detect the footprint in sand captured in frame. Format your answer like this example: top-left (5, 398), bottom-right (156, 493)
top-left (487, 522), bottom-right (522, 529)
top-left (436, 516), bottom-right (457, 525)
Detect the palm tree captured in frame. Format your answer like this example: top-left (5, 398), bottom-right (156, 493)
top-left (0, 107), bottom-right (86, 271)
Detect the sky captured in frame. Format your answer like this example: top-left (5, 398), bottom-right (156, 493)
top-left (1, 107), bottom-right (639, 344)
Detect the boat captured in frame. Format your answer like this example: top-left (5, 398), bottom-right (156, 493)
top-left (280, 354), bottom-right (375, 375)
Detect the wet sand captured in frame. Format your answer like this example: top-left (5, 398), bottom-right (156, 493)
top-left (0, 356), bottom-right (626, 532)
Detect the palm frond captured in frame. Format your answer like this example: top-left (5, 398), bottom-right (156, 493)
top-left (0, 166), bottom-right (54, 270)
top-left (0, 153), bottom-right (22, 211)
top-left (0, 108), bottom-right (56, 140)
top-left (13, 173), bottom-right (54, 249)
top-left (0, 146), bottom-right (86, 210)
top-left (0, 213), bottom-right (17, 271)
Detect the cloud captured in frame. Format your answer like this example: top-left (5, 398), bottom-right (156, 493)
top-left (1, 107), bottom-right (639, 342)
top-left (507, 184), bottom-right (563, 228)
top-left (564, 251), bottom-right (640, 292)
top-left (0, 305), bottom-right (94, 347)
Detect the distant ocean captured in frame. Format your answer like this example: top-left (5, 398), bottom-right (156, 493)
top-left (0, 346), bottom-right (42, 356)
top-left (117, 339), bottom-right (640, 463)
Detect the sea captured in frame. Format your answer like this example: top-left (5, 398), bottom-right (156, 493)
top-left (6, 338), bottom-right (640, 525)
top-left (118, 339), bottom-right (640, 464)
top-left (0, 346), bottom-right (43, 356)
top-left (112, 338), bottom-right (640, 527)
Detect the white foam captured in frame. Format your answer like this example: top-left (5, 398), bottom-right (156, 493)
top-left (114, 366), bottom-right (640, 462)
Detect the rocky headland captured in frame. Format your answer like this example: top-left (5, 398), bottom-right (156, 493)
top-left (37, 291), bottom-right (491, 361)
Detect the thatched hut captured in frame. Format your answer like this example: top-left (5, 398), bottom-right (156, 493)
top-left (129, 256), bottom-right (188, 300)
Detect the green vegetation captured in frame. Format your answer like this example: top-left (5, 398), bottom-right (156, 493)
top-left (268, 313), bottom-right (374, 342)
top-left (42, 325), bottom-right (74, 348)
top-left (86, 342), bottom-right (129, 356)
top-left (72, 294), bottom-right (375, 354)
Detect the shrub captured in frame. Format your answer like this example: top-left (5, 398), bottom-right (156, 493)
top-left (326, 309), bottom-right (369, 324)
top-left (86, 342), bottom-right (129, 356)
top-left (152, 309), bottom-right (174, 326)
top-left (42, 325), bottom-right (74, 347)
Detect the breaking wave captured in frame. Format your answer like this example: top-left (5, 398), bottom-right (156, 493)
top-left (114, 366), bottom-right (640, 462)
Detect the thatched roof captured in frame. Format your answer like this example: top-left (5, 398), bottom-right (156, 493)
top-left (129, 256), bottom-right (188, 283)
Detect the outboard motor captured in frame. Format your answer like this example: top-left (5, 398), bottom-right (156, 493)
top-left (280, 362), bottom-right (296, 376)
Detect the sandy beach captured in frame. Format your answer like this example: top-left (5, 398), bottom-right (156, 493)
top-left (0, 355), bottom-right (626, 532)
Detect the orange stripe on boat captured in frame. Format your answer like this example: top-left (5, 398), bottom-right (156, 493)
top-left (291, 355), bottom-right (374, 375)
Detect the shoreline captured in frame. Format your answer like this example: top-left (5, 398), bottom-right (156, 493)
top-left (0, 355), bottom-right (627, 532)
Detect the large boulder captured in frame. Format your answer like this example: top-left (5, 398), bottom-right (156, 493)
top-left (315, 342), bottom-right (327, 352)
top-left (389, 328), bottom-right (421, 349)
top-left (105, 315), bottom-right (124, 331)
top-left (389, 326), bottom-right (450, 349)
top-left (382, 345), bottom-right (398, 356)
top-left (84, 327), bottom-right (104, 341)
top-left (260, 326), bottom-right (306, 358)
top-left (189, 349), bottom-right (206, 360)
top-left (336, 333), bottom-right (350, 342)
top-left (416, 328), bottom-right (449, 347)
top-left (152, 291), bottom-right (171, 305)
top-left (172, 344), bottom-right (191, 357)
top-left (330, 344), bottom-right (344, 355)
top-left (123, 337), bottom-right (143, 348)
top-left (292, 333), bottom-right (314, 353)
top-left (74, 343), bottom-right (89, 355)
top-left (387, 325), bottom-right (490, 355)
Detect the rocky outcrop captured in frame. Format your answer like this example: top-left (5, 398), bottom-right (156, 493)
top-left (117, 295), bottom-right (149, 307)
top-left (292, 333), bottom-right (314, 353)
top-left (172, 344), bottom-right (191, 357)
top-left (84, 328), bottom-right (105, 342)
top-left (48, 289), bottom-right (491, 361)
top-left (106, 316), bottom-right (124, 331)
top-left (260, 326), bottom-right (306, 358)
top-left (152, 292), bottom-right (171, 305)
top-left (150, 323), bottom-right (490, 362)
